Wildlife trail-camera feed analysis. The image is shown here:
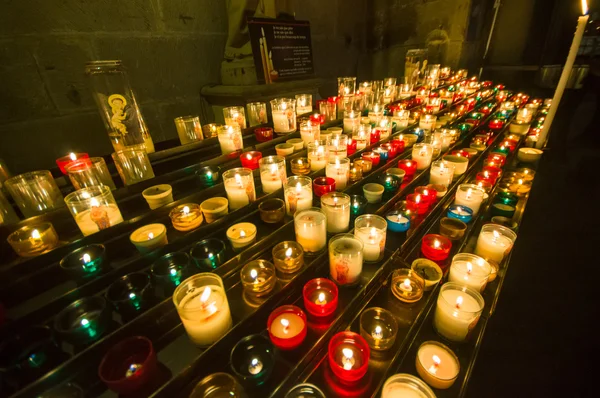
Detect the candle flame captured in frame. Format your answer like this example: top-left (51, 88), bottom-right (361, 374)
top-left (342, 348), bottom-right (354, 360)
top-left (148, 232), bottom-right (154, 240)
top-left (235, 174), bottom-right (242, 185)
top-left (90, 198), bottom-right (100, 207)
top-left (466, 262), bottom-right (473, 274)
top-left (582, 0), bottom-right (588, 15)
top-left (281, 318), bottom-right (290, 334)
top-left (403, 278), bottom-right (411, 289)
top-left (428, 355), bottom-right (441, 374)
top-left (183, 206), bottom-right (190, 215)
top-left (200, 286), bottom-right (211, 303)
top-left (456, 295), bottom-right (463, 309)
top-left (83, 253), bottom-right (91, 264)
top-left (285, 247), bottom-right (293, 258)
top-left (415, 194), bottom-right (421, 203)
top-left (518, 178), bottom-right (523, 185)
top-left (246, 153), bottom-right (252, 160)
top-left (318, 292), bottom-right (326, 303)
top-left (434, 240), bottom-right (440, 249)
top-left (370, 227), bottom-right (378, 238)
top-left (250, 269), bottom-right (258, 280)
top-left (31, 229), bottom-right (41, 239)
top-left (240, 230), bottom-right (246, 238)
top-left (69, 152), bottom-right (77, 161)
top-left (433, 355), bottom-right (441, 367)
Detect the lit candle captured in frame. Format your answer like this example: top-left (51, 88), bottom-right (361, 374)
top-left (429, 160), bottom-right (454, 188)
top-left (217, 125), bottom-right (243, 155)
top-left (448, 253), bottom-right (492, 292)
top-left (56, 152), bottom-right (89, 175)
top-left (434, 282), bottom-right (484, 342)
top-left (7, 223), bottom-right (59, 257)
top-left (307, 142), bottom-right (329, 171)
top-left (329, 234), bottom-right (364, 285)
top-left (65, 186), bottom-right (124, 236)
top-left (303, 278), bottom-right (339, 317)
top-left (328, 331), bottom-right (370, 383)
top-left (300, 120), bottom-right (320, 147)
top-left (270, 98), bottom-right (297, 134)
top-left (239, 151), bottom-right (262, 170)
top-left (416, 341), bottom-right (460, 389)
top-left (284, 177), bottom-right (313, 216)
top-left (325, 158), bottom-right (350, 190)
top-left (475, 224), bottom-right (517, 263)
top-left (226, 222), bottom-right (257, 252)
top-left (223, 168), bottom-right (256, 210)
top-left (129, 224), bottom-right (168, 253)
top-left (169, 204), bottom-right (203, 232)
top-left (412, 144), bottom-right (434, 170)
top-left (454, 184), bottom-right (485, 215)
top-left (294, 208), bottom-right (327, 254)
top-left (391, 269), bottom-right (424, 303)
top-left (268, 305), bottom-right (307, 350)
top-left (354, 215), bottom-right (387, 262)
top-left (320, 192), bottom-right (351, 233)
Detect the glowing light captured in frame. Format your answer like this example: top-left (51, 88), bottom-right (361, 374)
top-left (83, 253), bottom-right (91, 264)
top-left (31, 229), bottom-right (41, 239)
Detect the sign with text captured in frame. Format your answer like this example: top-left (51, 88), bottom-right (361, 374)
top-left (248, 18), bottom-right (314, 84)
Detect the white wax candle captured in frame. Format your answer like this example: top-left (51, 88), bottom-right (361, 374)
top-left (383, 385), bottom-right (428, 398)
top-left (329, 236), bottom-right (363, 285)
top-left (308, 148), bottom-right (328, 171)
top-left (475, 230), bottom-right (513, 263)
top-left (321, 197), bottom-right (350, 233)
top-left (412, 151), bottom-right (433, 171)
top-left (179, 285), bottom-right (232, 346)
top-left (434, 289), bottom-right (482, 342)
top-left (218, 130), bottom-right (243, 154)
top-left (454, 187), bottom-right (484, 215)
top-left (269, 313), bottom-right (305, 338)
top-left (343, 116), bottom-right (360, 134)
top-left (272, 110), bottom-right (296, 133)
top-left (417, 343), bottom-right (460, 382)
top-left (74, 204), bottom-right (124, 236)
top-left (260, 170), bottom-right (283, 193)
top-left (419, 116), bottom-right (436, 131)
top-left (284, 185), bottom-right (313, 216)
top-left (295, 210), bottom-right (327, 253)
top-left (224, 177), bottom-right (255, 210)
top-left (354, 227), bottom-right (385, 262)
top-left (325, 162), bottom-right (350, 190)
top-left (448, 259), bottom-right (491, 292)
top-left (429, 166), bottom-right (453, 187)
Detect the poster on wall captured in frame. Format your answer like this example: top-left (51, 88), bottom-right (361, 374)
top-left (248, 18), bottom-right (314, 84)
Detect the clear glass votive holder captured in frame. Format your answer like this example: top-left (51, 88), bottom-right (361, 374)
top-left (271, 98), bottom-right (297, 135)
top-left (290, 157), bottom-right (311, 176)
top-left (230, 334), bottom-right (275, 385)
top-left (190, 373), bottom-right (247, 397)
top-left (190, 238), bottom-right (227, 270)
top-left (294, 207), bottom-right (327, 255)
top-left (8, 223), bottom-right (59, 257)
top-left (284, 176), bottom-right (313, 216)
top-left (202, 123), bottom-right (222, 138)
top-left (285, 383), bottom-right (326, 398)
top-left (259, 198), bottom-right (286, 223)
top-left (223, 106), bottom-right (247, 129)
top-left (272, 241), bottom-right (304, 274)
top-left (65, 185), bottom-right (124, 236)
top-left (223, 168), bottom-right (256, 210)
top-left (391, 269), bottom-right (425, 303)
top-left (360, 307), bottom-right (398, 351)
top-left (259, 155), bottom-right (286, 194)
top-left (196, 165), bottom-right (220, 188)
top-left (295, 93), bottom-right (313, 115)
top-left (111, 145), bottom-right (155, 186)
top-left (150, 252), bottom-right (191, 298)
top-left (338, 77), bottom-right (357, 96)
top-left (307, 141), bottom-right (329, 171)
top-left (354, 214), bottom-right (387, 262)
top-left (241, 259), bottom-right (277, 298)
top-left (106, 272), bottom-right (154, 321)
top-left (247, 102), bottom-right (268, 127)
top-left (300, 120), bottom-right (320, 147)
top-left (217, 125), bottom-right (244, 155)
top-left (169, 203), bottom-right (203, 232)
top-left (54, 296), bottom-right (112, 346)
top-left (60, 244), bottom-right (106, 279)
top-left (174, 115), bottom-right (203, 145)
top-left (5, 170), bottom-right (64, 218)
top-left (66, 157), bottom-right (116, 191)
top-left (329, 233), bottom-right (364, 286)
top-left (319, 100), bottom-right (336, 122)
top-left (0, 190), bottom-right (19, 225)
top-left (434, 282), bottom-right (484, 342)
top-left (439, 217), bottom-right (468, 241)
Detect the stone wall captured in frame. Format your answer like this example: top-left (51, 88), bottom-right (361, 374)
top-left (0, 0), bottom-right (365, 174)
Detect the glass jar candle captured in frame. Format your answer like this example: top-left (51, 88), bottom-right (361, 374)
top-left (416, 341), bottom-right (460, 390)
top-left (247, 102), bottom-right (268, 127)
top-left (338, 76), bottom-right (357, 96)
top-left (8, 223), bottom-right (59, 257)
top-left (382, 373), bottom-right (437, 398)
top-left (226, 222), bottom-right (257, 252)
top-left (299, 120), bottom-right (320, 147)
top-left (203, 123), bottom-right (222, 138)
top-left (200, 197), bottom-right (229, 223)
top-left (190, 238), bottom-right (226, 270)
top-left (391, 269), bottom-right (425, 303)
top-left (174, 115), bottom-right (203, 145)
top-left (240, 151), bottom-right (262, 170)
top-left (455, 184), bottom-right (485, 215)
top-left (475, 224), bottom-right (517, 264)
top-left (353, 159), bottom-right (372, 174)
top-left (434, 282), bottom-right (484, 342)
top-left (142, 184), bottom-right (173, 209)
top-left (173, 273), bottom-right (232, 346)
top-left (268, 305), bottom-right (307, 350)
top-left (56, 152), bottom-right (90, 175)
top-left (321, 192), bottom-right (351, 233)
top-left (65, 185), bottom-right (124, 236)
top-left (284, 176), bottom-right (313, 216)
top-left (448, 253), bottom-right (492, 292)
top-left (106, 272), bottom-right (154, 321)
top-left (254, 126), bottom-right (273, 143)
top-left (197, 165), bottom-right (220, 188)
top-left (189, 373), bottom-right (246, 398)
top-left (150, 252), bottom-right (191, 297)
top-left (328, 331), bottom-right (370, 384)
top-left (294, 208), bottom-right (327, 254)
top-left (360, 307), bottom-right (398, 351)
top-left (354, 214), bottom-right (386, 262)
top-left (241, 259), bottom-right (277, 298)
top-left (329, 134), bottom-right (348, 161)
top-left (385, 210), bottom-right (411, 232)
top-left (60, 244), bottom-right (106, 279)
top-left (393, 109), bottom-right (410, 129)
top-left (303, 278), bottom-right (339, 318)
top-left (361, 151), bottom-right (381, 167)
top-left (439, 217), bottom-right (468, 241)
top-left (419, 114), bottom-right (437, 131)
top-left (5, 171), bottom-right (64, 218)
top-left (54, 296), bottom-right (111, 346)
top-left (223, 168), bottom-right (256, 210)
top-left (258, 198), bottom-right (286, 224)
top-left (272, 241), bottom-right (304, 274)
top-left (319, 100), bottom-right (337, 122)
top-left (343, 110), bottom-right (360, 134)
top-left (406, 193), bottom-right (429, 215)
top-left (130, 224), bottom-right (168, 253)
top-left (412, 143), bottom-right (434, 170)
top-left (66, 157), bottom-right (117, 191)
top-left (307, 141), bottom-right (329, 171)
top-left (429, 160), bottom-right (455, 188)
top-left (350, 195), bottom-right (368, 217)
top-left (259, 156), bottom-right (286, 194)
top-left (217, 125), bottom-right (244, 155)
top-left (325, 158), bottom-right (350, 190)
top-left (230, 334), bottom-right (275, 385)
top-left (111, 144), bottom-right (155, 185)
top-left (295, 93), bottom-right (313, 115)
top-left (411, 258), bottom-right (443, 291)
top-left (169, 203), bottom-right (203, 232)
top-left (223, 106), bottom-right (247, 129)
top-left (352, 124), bottom-right (371, 150)
top-left (421, 234), bottom-right (452, 262)
top-left (313, 176), bottom-right (336, 197)
top-left (349, 163), bottom-right (363, 183)
top-left (271, 98), bottom-right (297, 135)
top-left (397, 159), bottom-right (417, 177)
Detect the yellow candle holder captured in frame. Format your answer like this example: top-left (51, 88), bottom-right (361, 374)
top-left (130, 223), bottom-right (168, 253)
top-left (290, 158), bottom-right (311, 176)
top-left (240, 260), bottom-right (277, 298)
top-left (272, 241), bottom-right (304, 275)
top-left (390, 269), bottom-right (424, 303)
top-left (410, 258), bottom-right (443, 291)
top-left (7, 223), bottom-right (59, 257)
top-left (169, 203), bottom-right (203, 232)
top-left (359, 307), bottom-right (398, 351)
top-left (349, 164), bottom-right (363, 183)
top-left (226, 222), bottom-right (257, 252)
top-left (353, 159), bottom-right (372, 174)
top-left (439, 217), bottom-right (468, 241)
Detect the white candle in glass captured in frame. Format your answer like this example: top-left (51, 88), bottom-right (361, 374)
top-left (75, 203), bottom-right (124, 236)
top-left (434, 283), bottom-right (484, 342)
top-left (295, 94), bottom-right (313, 115)
top-left (223, 169), bottom-right (255, 210)
top-left (271, 98), bottom-right (297, 134)
top-left (326, 158), bottom-right (350, 190)
top-left (475, 226), bottom-right (516, 264)
top-left (217, 125), bottom-right (243, 155)
top-left (352, 125), bottom-right (370, 150)
top-left (419, 115), bottom-right (437, 131)
top-left (294, 208), bottom-right (327, 254)
top-left (260, 167), bottom-right (283, 193)
top-left (328, 136), bottom-right (348, 162)
top-left (320, 193), bottom-right (351, 233)
top-left (355, 227), bottom-right (385, 262)
top-left (329, 234), bottom-right (364, 285)
top-left (454, 184), bottom-right (485, 215)
top-left (300, 121), bottom-right (320, 147)
top-left (307, 143), bottom-right (329, 171)
top-left (429, 161), bottom-right (455, 188)
top-left (412, 144), bottom-right (434, 170)
top-left (343, 110), bottom-right (360, 134)
top-left (448, 254), bottom-right (492, 292)
top-left (393, 109), bottom-right (410, 129)
top-left (284, 177), bottom-right (313, 216)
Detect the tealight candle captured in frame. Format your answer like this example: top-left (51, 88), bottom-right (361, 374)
top-left (130, 224), bottom-right (168, 253)
top-left (169, 204), bottom-right (203, 231)
top-left (173, 273), bottom-right (232, 346)
top-left (491, 202), bottom-right (516, 218)
top-left (385, 210), bottom-right (411, 232)
top-left (412, 143), bottom-right (434, 170)
top-left (313, 176), bottom-right (336, 197)
top-left (434, 282), bottom-right (484, 342)
top-left (150, 252), bottom-right (191, 297)
top-left (353, 159), bottom-right (372, 174)
top-left (230, 334), bottom-right (275, 385)
top-left (411, 258), bottom-right (443, 291)
top-left (421, 234), bottom-right (451, 263)
top-left (321, 192), bottom-right (351, 233)
top-left (106, 273), bottom-right (154, 321)
top-left (475, 224), bottom-right (517, 263)
top-left (254, 126), bottom-right (273, 142)
top-left (287, 138), bottom-right (305, 151)
top-left (406, 193), bottom-right (429, 215)
top-left (354, 214), bottom-right (387, 262)
top-left (349, 163), bottom-right (363, 183)
top-left (276, 143), bottom-right (295, 156)
top-left (290, 157), bottom-right (311, 176)
top-left (258, 198), bottom-right (286, 223)
top-left (54, 296), bottom-right (111, 346)
top-left (363, 183), bottom-right (384, 204)
top-left (197, 165), bottom-right (220, 187)
top-left (240, 259), bottom-right (277, 298)
top-left (386, 168), bottom-right (406, 183)
top-left (381, 374), bottom-right (436, 398)
top-left (60, 244), bottom-right (106, 278)
top-left (64, 185), bottom-right (124, 236)
top-left (482, 165), bottom-right (502, 182)
top-left (7, 223), bottom-right (59, 257)
top-left (329, 233), bottom-right (364, 285)
top-left (454, 184), bottom-right (485, 215)
top-left (447, 204), bottom-right (474, 223)
top-left (303, 278), bottom-right (339, 318)
top-left (359, 307), bottom-right (398, 350)
top-left (397, 159), bottom-right (417, 177)
top-left (361, 151), bottom-right (381, 167)
top-left (448, 253), bottom-right (492, 292)
top-left (203, 123), bottom-right (222, 138)
top-left (240, 151), bottom-right (262, 170)
top-left (391, 269), bottom-right (425, 303)
top-left (272, 241), bottom-right (304, 274)
top-left (416, 341), bottom-right (460, 389)
top-left (373, 147), bottom-right (389, 163)
top-left (56, 152), bottom-right (89, 175)
top-left (190, 238), bottom-right (227, 270)
top-left (307, 141), bottom-right (329, 171)
top-left (268, 305), bottom-right (307, 350)
top-left (294, 208), bottom-right (327, 254)
top-left (429, 160), bottom-right (455, 187)
top-left (226, 222), bottom-right (257, 252)
top-left (439, 217), bottom-right (468, 241)
top-left (142, 184), bottom-right (174, 210)
top-left (328, 331), bottom-right (370, 384)
top-left (200, 197), bottom-right (229, 223)
top-left (223, 168), bottom-right (256, 210)
top-left (325, 158), bottom-right (350, 190)
top-left (380, 174), bottom-right (402, 194)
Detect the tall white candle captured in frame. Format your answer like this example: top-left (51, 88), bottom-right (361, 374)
top-left (329, 234), bottom-right (364, 285)
top-left (343, 111), bottom-right (360, 134)
top-left (475, 229), bottom-right (515, 264)
top-left (429, 161), bottom-right (454, 188)
top-left (307, 143), bottom-right (329, 171)
top-left (325, 158), bottom-right (350, 190)
top-left (294, 209), bottom-right (327, 253)
top-left (284, 179), bottom-right (313, 216)
top-left (217, 126), bottom-right (243, 155)
top-left (300, 121), bottom-right (320, 147)
top-left (260, 169), bottom-right (283, 193)
top-left (434, 284), bottom-right (483, 342)
top-left (223, 171), bottom-right (255, 210)
top-left (320, 193), bottom-right (351, 233)
top-left (355, 227), bottom-right (385, 262)
top-left (412, 144), bottom-right (434, 170)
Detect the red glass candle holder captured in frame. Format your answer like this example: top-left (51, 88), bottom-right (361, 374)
top-left (313, 177), bottom-right (336, 197)
top-left (361, 152), bottom-right (381, 167)
top-left (502, 139), bottom-right (519, 152)
top-left (254, 127), bottom-right (273, 142)
top-left (421, 234), bottom-right (452, 261)
top-left (328, 331), bottom-right (370, 385)
top-left (347, 139), bottom-right (358, 156)
top-left (240, 151), bottom-right (262, 170)
top-left (310, 112), bottom-right (325, 125)
top-left (406, 193), bottom-right (429, 215)
top-left (482, 165), bottom-right (502, 181)
top-left (486, 153), bottom-right (506, 167)
top-left (56, 153), bottom-right (89, 175)
top-left (303, 278), bottom-right (339, 318)
top-left (267, 305), bottom-right (307, 350)
top-left (488, 119), bottom-right (504, 130)
top-left (398, 159), bottom-right (417, 177)
top-left (381, 143), bottom-right (396, 159)
top-left (451, 149), bottom-right (470, 159)
top-left (414, 186), bottom-right (437, 206)
top-left (389, 139), bottom-right (405, 155)
top-left (476, 171), bottom-right (495, 185)
top-left (369, 129), bottom-right (381, 145)
top-left (98, 336), bottom-right (158, 395)
top-left (465, 98), bottom-right (477, 110)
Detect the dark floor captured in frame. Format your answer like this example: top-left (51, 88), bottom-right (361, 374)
top-left (467, 83), bottom-right (600, 397)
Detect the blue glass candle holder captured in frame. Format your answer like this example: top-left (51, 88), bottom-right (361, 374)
top-left (385, 210), bottom-right (411, 232)
top-left (412, 128), bottom-right (425, 142)
top-left (373, 147), bottom-right (389, 162)
top-left (446, 204), bottom-right (474, 223)
top-left (230, 334), bottom-right (275, 386)
top-left (106, 273), bottom-right (155, 321)
top-left (190, 238), bottom-right (227, 269)
top-left (379, 174), bottom-right (402, 194)
top-left (60, 244), bottom-right (107, 279)
top-left (150, 252), bottom-right (191, 298)
top-left (350, 195), bottom-right (368, 217)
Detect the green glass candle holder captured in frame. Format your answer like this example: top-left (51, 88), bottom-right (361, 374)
top-left (496, 191), bottom-right (519, 207)
top-left (379, 174), bottom-right (402, 194)
top-left (106, 273), bottom-right (155, 321)
top-left (54, 297), bottom-right (112, 346)
top-left (60, 244), bottom-right (107, 280)
top-left (350, 195), bottom-right (368, 217)
top-left (150, 252), bottom-right (191, 298)
top-left (190, 238), bottom-right (227, 269)
top-left (492, 146), bottom-right (510, 155)
top-left (491, 203), bottom-right (516, 218)
top-left (196, 166), bottom-right (220, 187)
